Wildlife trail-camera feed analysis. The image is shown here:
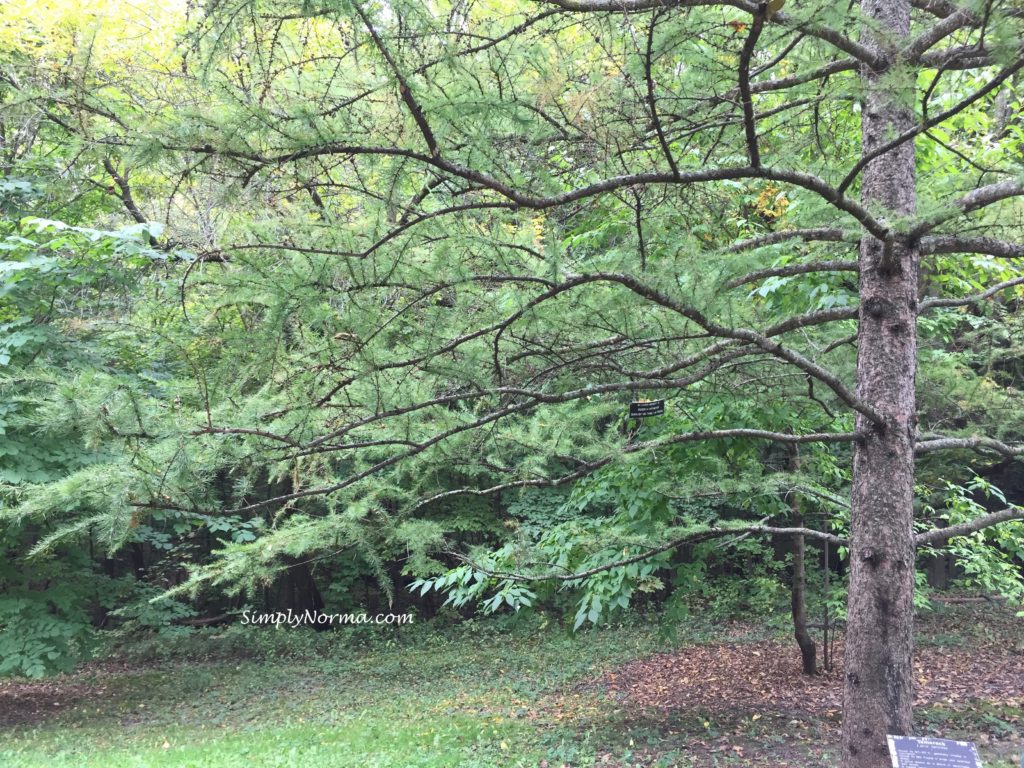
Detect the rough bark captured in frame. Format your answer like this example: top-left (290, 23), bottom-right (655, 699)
top-left (842, 2), bottom-right (920, 766)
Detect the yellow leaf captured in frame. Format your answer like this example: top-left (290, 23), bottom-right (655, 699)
top-left (766, 0), bottom-right (785, 20)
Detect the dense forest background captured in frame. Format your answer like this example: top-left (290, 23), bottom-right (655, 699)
top-left (0, 0), bottom-right (1022, 716)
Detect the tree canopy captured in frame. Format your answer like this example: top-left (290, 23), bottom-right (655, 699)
top-left (2, 1), bottom-right (1024, 765)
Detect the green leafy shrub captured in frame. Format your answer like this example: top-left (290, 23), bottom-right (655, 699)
top-left (0, 589), bottom-right (94, 677)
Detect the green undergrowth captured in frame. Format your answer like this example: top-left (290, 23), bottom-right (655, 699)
top-left (1, 606), bottom-right (1020, 767)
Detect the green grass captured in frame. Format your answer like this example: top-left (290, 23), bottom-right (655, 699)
top-left (1, 608), bottom-right (1021, 767)
top-left (0, 619), bottom-right (662, 768)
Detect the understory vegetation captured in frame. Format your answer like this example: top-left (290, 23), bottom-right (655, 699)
top-left (2, 0), bottom-right (1024, 765)
top-left (1, 604), bottom-right (1021, 768)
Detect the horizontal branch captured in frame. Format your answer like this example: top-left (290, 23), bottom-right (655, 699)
top-left (721, 231), bottom-right (1024, 267)
top-left (921, 235), bottom-right (1024, 259)
top-left (627, 429), bottom-right (859, 453)
top-left (912, 179), bottom-right (1024, 237)
top-left (915, 434), bottom-right (1024, 457)
top-left (920, 274), bottom-right (1024, 310)
top-left (725, 260), bottom-right (858, 289)
top-left (452, 507), bottom-right (1024, 585)
top-left (165, 154), bottom-right (890, 243)
top-left (724, 227), bottom-right (854, 253)
top-left (915, 507), bottom-right (1024, 547)
top-left (751, 58), bottom-right (858, 94)
top-left (534, 0), bottom-right (881, 67)
top-left (450, 523), bottom-right (849, 583)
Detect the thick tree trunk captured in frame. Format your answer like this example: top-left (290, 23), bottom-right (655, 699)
top-left (787, 445), bottom-right (817, 675)
top-left (842, 2), bottom-right (920, 767)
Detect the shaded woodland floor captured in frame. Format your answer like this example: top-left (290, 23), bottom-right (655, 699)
top-left (0, 603), bottom-right (1020, 767)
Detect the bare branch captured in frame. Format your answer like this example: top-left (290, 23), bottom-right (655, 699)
top-left (912, 179), bottom-right (1024, 236)
top-left (725, 260), bottom-right (858, 289)
top-left (904, 7), bottom-right (977, 61)
top-left (911, 0), bottom-right (961, 17)
top-left (916, 508), bottom-right (1024, 547)
top-left (920, 274), bottom-right (1024, 310)
top-left (724, 227), bottom-right (854, 253)
top-left (915, 434), bottom-right (1024, 457)
top-left (738, 8), bottom-right (767, 167)
top-left (751, 58), bottom-right (858, 94)
top-left (102, 158), bottom-right (155, 244)
top-left (921, 235), bottom-right (1024, 258)
top-left (838, 54), bottom-right (1024, 195)
top-left (352, 2), bottom-right (441, 157)
top-left (533, 0), bottom-right (881, 67)
top-left (628, 428), bottom-right (859, 451)
top-left (644, 12), bottom-right (679, 178)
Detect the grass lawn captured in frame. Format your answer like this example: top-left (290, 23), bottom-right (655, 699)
top-left (0, 607), bottom-right (1020, 767)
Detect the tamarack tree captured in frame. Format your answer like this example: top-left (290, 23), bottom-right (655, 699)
top-left (6, 0), bottom-right (1024, 766)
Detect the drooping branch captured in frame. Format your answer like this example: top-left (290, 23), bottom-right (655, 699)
top-left (486, 272), bottom-right (881, 422)
top-left (223, 271), bottom-right (867, 462)
top-left (307, 321), bottom-right (777, 446)
top-left (226, 311), bottom-right (864, 512)
top-left (405, 428), bottom-right (858, 515)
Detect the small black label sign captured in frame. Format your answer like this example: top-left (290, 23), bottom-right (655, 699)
top-left (629, 400), bottom-right (665, 418)
top-left (886, 736), bottom-right (982, 768)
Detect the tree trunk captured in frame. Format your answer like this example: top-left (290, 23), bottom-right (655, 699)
top-left (791, 533), bottom-right (817, 675)
top-left (842, 2), bottom-right (920, 767)
top-left (788, 445), bottom-right (816, 675)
